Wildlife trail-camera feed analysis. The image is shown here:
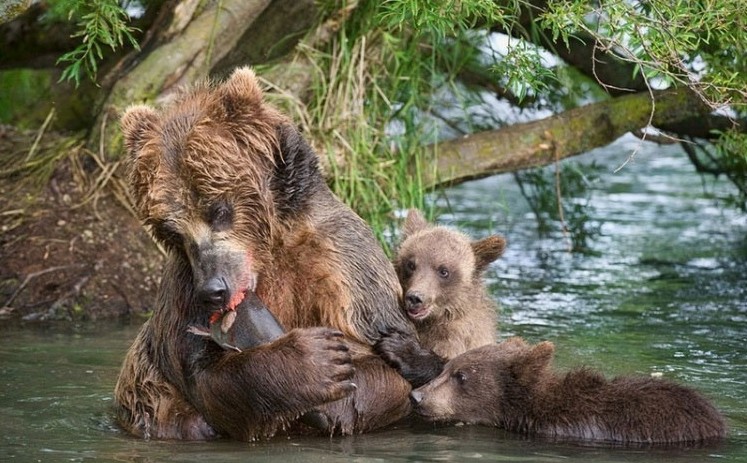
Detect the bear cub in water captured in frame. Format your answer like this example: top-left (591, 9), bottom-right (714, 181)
top-left (410, 337), bottom-right (727, 444)
top-left (376, 209), bottom-right (506, 387)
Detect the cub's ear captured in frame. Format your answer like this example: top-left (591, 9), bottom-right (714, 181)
top-left (529, 341), bottom-right (555, 368)
top-left (218, 67), bottom-right (264, 118)
top-left (511, 340), bottom-right (554, 384)
top-left (120, 105), bottom-right (159, 157)
top-left (501, 336), bottom-right (529, 350)
top-left (402, 209), bottom-right (429, 240)
top-left (471, 235), bottom-right (506, 274)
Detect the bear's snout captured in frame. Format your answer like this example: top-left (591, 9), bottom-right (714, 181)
top-left (405, 292), bottom-right (423, 309)
top-left (404, 290), bottom-right (431, 321)
top-left (197, 276), bottom-right (229, 308)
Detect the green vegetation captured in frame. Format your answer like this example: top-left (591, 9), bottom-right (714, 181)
top-left (684, 129), bottom-right (747, 211)
top-left (291, 0), bottom-right (746, 247)
top-left (3, 0), bottom-right (746, 250)
top-left (53, 0), bottom-right (140, 86)
top-left (514, 162), bottom-right (602, 252)
top-left (541, 0), bottom-right (747, 106)
top-left (266, 1), bottom-right (521, 248)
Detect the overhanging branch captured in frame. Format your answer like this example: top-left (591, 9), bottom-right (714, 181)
top-left (421, 89), bottom-right (708, 188)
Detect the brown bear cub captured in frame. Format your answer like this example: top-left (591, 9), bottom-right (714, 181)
top-left (376, 209), bottom-right (506, 387)
top-left (411, 337), bottom-right (727, 445)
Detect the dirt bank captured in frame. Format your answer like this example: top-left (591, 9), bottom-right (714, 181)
top-left (0, 126), bottom-right (163, 321)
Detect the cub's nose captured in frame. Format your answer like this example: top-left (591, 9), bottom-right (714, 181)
top-left (405, 292), bottom-right (423, 309)
top-left (410, 389), bottom-right (424, 406)
top-left (198, 277), bottom-right (228, 307)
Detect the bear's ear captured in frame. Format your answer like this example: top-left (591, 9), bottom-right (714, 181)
top-left (121, 105), bottom-right (159, 156)
top-left (528, 341), bottom-right (555, 368)
top-left (218, 67), bottom-right (264, 119)
top-left (501, 336), bottom-right (529, 350)
top-left (402, 209), bottom-right (429, 240)
top-left (511, 340), bottom-right (554, 383)
top-left (471, 235), bottom-right (506, 274)
top-left (271, 124), bottom-right (322, 217)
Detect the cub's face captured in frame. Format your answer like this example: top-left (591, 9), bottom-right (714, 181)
top-left (410, 338), bottom-right (555, 425)
top-left (395, 229), bottom-right (475, 323)
top-left (410, 344), bottom-right (506, 425)
top-left (394, 209), bottom-right (506, 323)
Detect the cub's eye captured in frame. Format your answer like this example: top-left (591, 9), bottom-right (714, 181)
top-left (453, 371), bottom-right (467, 385)
top-left (403, 259), bottom-right (416, 275)
top-left (437, 265), bottom-right (450, 279)
top-left (208, 203), bottom-right (233, 231)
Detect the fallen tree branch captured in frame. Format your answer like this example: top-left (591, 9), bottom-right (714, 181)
top-left (421, 88), bottom-right (708, 188)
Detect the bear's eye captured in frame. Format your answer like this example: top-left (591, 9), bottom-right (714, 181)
top-left (208, 203), bottom-right (233, 231)
top-left (437, 265), bottom-right (450, 279)
top-left (406, 259), bottom-right (417, 273)
top-left (453, 371), bottom-right (467, 385)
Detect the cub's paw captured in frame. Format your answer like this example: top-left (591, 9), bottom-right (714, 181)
top-left (373, 328), bottom-right (419, 372)
top-left (374, 328), bottom-right (444, 388)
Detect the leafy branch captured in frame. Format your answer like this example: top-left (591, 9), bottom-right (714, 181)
top-left (57, 0), bottom-right (140, 86)
top-left (539, 0), bottom-right (747, 108)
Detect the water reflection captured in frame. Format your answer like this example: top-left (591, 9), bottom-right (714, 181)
top-left (1, 136), bottom-right (746, 461)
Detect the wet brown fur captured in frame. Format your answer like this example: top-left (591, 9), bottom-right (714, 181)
top-left (394, 209), bottom-right (505, 359)
top-left (412, 338), bottom-right (727, 444)
top-left (115, 68), bottom-right (413, 441)
top-left (374, 210), bottom-right (505, 387)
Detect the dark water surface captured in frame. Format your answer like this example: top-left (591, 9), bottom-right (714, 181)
top-left (1, 136), bottom-right (746, 462)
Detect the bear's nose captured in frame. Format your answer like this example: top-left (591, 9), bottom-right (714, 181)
top-left (199, 277), bottom-right (228, 307)
top-left (410, 389), bottom-right (424, 406)
top-left (405, 292), bottom-right (423, 309)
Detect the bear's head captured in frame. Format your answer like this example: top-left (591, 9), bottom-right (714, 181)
top-left (394, 209), bottom-right (506, 323)
top-left (120, 67), bottom-right (324, 312)
top-left (410, 337), bottom-right (554, 425)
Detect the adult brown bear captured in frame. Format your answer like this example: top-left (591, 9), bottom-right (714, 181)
top-left (114, 68), bottom-right (414, 441)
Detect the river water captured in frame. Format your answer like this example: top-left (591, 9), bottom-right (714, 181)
top-left (1, 135), bottom-right (746, 462)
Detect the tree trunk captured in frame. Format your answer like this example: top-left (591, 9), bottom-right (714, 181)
top-left (211, 0), bottom-right (317, 78)
top-left (90, 0), bottom-right (275, 158)
top-left (421, 89), bottom-right (709, 188)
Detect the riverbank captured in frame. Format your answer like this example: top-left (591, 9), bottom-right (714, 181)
top-left (0, 126), bottom-right (162, 321)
